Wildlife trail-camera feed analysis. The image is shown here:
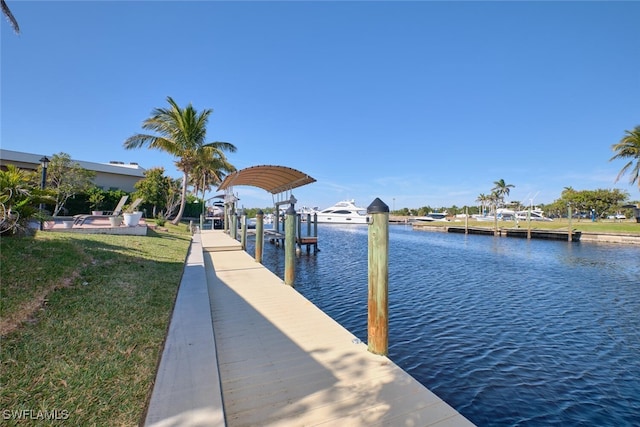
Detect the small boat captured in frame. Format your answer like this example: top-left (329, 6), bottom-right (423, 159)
top-left (413, 212), bottom-right (449, 222)
top-left (297, 206), bottom-right (319, 221)
top-left (316, 200), bottom-right (368, 224)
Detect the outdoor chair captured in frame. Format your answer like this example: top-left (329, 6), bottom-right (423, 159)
top-left (73, 195), bottom-right (129, 225)
top-left (124, 197), bottom-right (143, 214)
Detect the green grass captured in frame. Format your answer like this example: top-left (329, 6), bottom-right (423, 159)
top-left (0, 222), bottom-right (191, 426)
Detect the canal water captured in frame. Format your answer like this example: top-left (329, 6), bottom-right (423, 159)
top-left (245, 223), bottom-right (640, 426)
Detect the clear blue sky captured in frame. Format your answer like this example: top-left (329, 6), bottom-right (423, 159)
top-left (2, 1), bottom-right (639, 211)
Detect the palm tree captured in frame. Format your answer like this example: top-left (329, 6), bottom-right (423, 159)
top-left (491, 179), bottom-right (515, 207)
top-left (475, 193), bottom-right (489, 215)
top-left (610, 125), bottom-right (640, 190)
top-left (190, 147), bottom-right (236, 210)
top-left (2, 0), bottom-right (20, 34)
top-left (124, 96), bottom-right (237, 225)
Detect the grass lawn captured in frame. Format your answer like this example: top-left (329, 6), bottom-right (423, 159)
top-left (0, 223), bottom-right (192, 426)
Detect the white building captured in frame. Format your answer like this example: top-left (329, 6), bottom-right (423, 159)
top-left (0, 149), bottom-right (145, 193)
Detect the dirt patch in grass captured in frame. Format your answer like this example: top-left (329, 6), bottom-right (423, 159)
top-left (0, 270), bottom-right (81, 336)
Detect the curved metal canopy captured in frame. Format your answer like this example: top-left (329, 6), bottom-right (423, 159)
top-left (217, 165), bottom-right (316, 194)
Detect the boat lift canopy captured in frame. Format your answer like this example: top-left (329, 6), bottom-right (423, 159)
top-left (217, 165), bottom-right (316, 207)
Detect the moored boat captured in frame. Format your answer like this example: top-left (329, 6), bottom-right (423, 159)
top-left (316, 200), bottom-right (368, 224)
top-left (412, 212), bottom-right (449, 222)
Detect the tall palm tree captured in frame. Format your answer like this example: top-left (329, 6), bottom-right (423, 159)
top-left (491, 179), bottom-right (515, 207)
top-left (476, 193), bottom-right (489, 215)
top-left (610, 125), bottom-right (640, 190)
top-left (2, 0), bottom-right (20, 34)
top-left (124, 96), bottom-right (237, 225)
top-left (190, 147), bottom-right (236, 208)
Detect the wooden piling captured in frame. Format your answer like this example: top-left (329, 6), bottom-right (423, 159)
top-left (367, 198), bottom-right (389, 356)
top-left (228, 201), bottom-right (237, 240)
top-left (255, 210), bottom-right (264, 263)
top-left (223, 204), bottom-right (229, 233)
top-left (240, 213), bottom-right (247, 250)
top-left (284, 205), bottom-right (296, 286)
top-left (465, 207), bottom-right (468, 234)
top-left (296, 213), bottom-right (302, 252)
top-left (568, 205), bottom-right (573, 242)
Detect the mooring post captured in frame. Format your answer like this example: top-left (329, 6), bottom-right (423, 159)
top-left (367, 197), bottom-right (389, 356)
top-left (284, 205), bottom-right (296, 285)
top-left (223, 204), bottom-right (229, 233)
top-left (527, 209), bottom-right (532, 239)
top-left (568, 204), bottom-right (573, 242)
top-left (240, 211), bottom-right (247, 250)
top-left (231, 207), bottom-right (238, 240)
top-left (255, 210), bottom-right (264, 263)
top-left (313, 212), bottom-right (319, 252)
top-left (465, 207), bottom-right (469, 234)
top-left (313, 213), bottom-right (318, 237)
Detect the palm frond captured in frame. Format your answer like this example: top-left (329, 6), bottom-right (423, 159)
top-left (2, 0), bottom-right (20, 34)
top-left (610, 125), bottom-right (640, 187)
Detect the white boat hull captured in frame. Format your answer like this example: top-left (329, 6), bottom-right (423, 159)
top-left (315, 199), bottom-right (369, 224)
top-left (316, 215), bottom-right (368, 224)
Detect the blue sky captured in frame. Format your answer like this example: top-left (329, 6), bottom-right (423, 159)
top-left (2, 1), bottom-right (639, 211)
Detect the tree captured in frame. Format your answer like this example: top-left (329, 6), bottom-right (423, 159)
top-left (133, 167), bottom-right (172, 218)
top-left (476, 193), bottom-right (490, 215)
top-left (610, 125), bottom-right (640, 190)
top-left (491, 179), bottom-right (515, 207)
top-left (46, 153), bottom-right (96, 216)
top-left (86, 187), bottom-right (106, 212)
top-left (190, 147), bottom-right (236, 212)
top-left (2, 0), bottom-right (19, 34)
top-left (124, 96), bottom-right (237, 224)
top-left (555, 187), bottom-right (629, 220)
top-left (0, 165), bottom-right (52, 234)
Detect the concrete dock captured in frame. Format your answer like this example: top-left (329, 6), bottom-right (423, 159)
top-left (145, 230), bottom-right (474, 426)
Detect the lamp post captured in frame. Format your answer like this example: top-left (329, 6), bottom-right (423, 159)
top-left (39, 156), bottom-right (50, 231)
top-left (200, 173), bottom-right (206, 232)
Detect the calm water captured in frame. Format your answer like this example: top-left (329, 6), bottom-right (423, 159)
top-left (245, 224), bottom-right (640, 426)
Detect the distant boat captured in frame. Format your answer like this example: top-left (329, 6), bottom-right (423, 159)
top-left (472, 208), bottom-right (553, 222)
top-left (472, 214), bottom-right (495, 222)
top-left (297, 206), bottom-right (319, 221)
top-left (412, 212), bottom-right (449, 222)
top-left (316, 200), bottom-right (368, 224)
top-left (516, 208), bottom-right (553, 222)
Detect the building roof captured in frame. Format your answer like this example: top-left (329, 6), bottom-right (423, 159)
top-left (0, 149), bottom-right (145, 177)
top-left (217, 165), bottom-right (316, 194)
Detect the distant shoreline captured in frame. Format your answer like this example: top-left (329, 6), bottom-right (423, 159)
top-left (388, 216), bottom-right (640, 245)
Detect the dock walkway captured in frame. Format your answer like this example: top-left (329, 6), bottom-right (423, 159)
top-left (145, 230), bottom-right (474, 426)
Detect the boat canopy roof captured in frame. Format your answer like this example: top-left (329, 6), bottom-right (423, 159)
top-left (217, 165), bottom-right (316, 194)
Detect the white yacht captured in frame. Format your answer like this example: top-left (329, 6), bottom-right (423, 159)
top-left (516, 208), bottom-right (553, 222)
top-left (412, 212), bottom-right (449, 222)
top-left (316, 200), bottom-right (368, 224)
